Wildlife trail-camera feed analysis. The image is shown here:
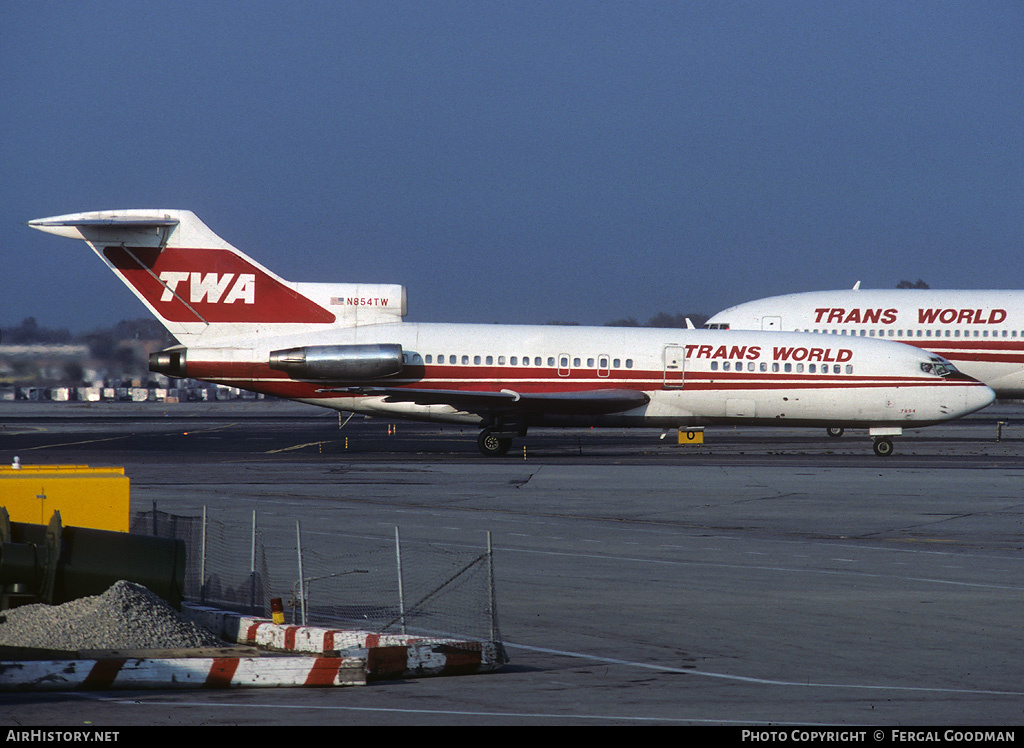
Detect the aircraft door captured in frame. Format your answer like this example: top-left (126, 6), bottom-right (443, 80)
top-left (663, 345), bottom-right (685, 388)
top-left (762, 316), bottom-right (782, 331)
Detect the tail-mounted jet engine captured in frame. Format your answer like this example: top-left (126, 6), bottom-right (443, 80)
top-left (149, 347), bottom-right (188, 378)
top-left (268, 344), bottom-right (405, 380)
top-left (150, 343), bottom-right (406, 382)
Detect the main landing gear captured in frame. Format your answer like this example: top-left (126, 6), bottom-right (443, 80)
top-left (477, 427), bottom-right (513, 457)
top-left (826, 426), bottom-right (844, 438)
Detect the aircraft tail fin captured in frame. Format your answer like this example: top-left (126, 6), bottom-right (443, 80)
top-left (29, 210), bottom-right (405, 343)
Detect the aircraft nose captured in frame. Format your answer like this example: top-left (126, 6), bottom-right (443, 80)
top-left (956, 381), bottom-right (996, 417)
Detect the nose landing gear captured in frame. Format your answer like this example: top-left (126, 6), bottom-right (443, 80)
top-left (872, 436), bottom-right (894, 457)
top-left (869, 427), bottom-right (901, 457)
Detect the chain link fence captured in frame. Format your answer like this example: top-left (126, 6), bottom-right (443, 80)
top-left (130, 506), bottom-right (503, 645)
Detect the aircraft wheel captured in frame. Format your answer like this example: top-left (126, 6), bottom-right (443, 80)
top-left (872, 437), bottom-right (894, 457)
top-left (826, 427), bottom-right (845, 438)
top-left (477, 428), bottom-right (512, 457)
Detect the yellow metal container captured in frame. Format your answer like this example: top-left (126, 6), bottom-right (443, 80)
top-left (0, 464), bottom-right (130, 532)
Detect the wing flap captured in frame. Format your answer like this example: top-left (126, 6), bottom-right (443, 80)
top-left (320, 386), bottom-right (650, 415)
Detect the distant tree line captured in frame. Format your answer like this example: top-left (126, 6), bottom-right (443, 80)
top-left (604, 312), bottom-right (710, 329)
top-left (545, 312), bottom-right (711, 328)
top-left (1, 317), bottom-right (173, 355)
top-left (2, 317), bottom-right (74, 345)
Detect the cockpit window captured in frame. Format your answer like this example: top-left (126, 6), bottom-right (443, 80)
top-left (925, 357), bottom-right (957, 377)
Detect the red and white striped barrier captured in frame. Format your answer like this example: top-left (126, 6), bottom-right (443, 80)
top-left (183, 605), bottom-right (508, 679)
top-left (0, 655), bottom-right (366, 691)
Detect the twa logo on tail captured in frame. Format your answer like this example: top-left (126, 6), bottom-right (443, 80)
top-left (159, 272), bottom-right (256, 304)
top-left (103, 246), bottom-right (335, 325)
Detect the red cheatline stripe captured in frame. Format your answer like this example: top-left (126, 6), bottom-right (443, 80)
top-left (205, 658), bottom-right (241, 688)
top-left (83, 659), bottom-right (125, 689)
top-left (936, 352), bottom-right (1024, 364)
top-left (183, 360), bottom-right (990, 398)
top-left (681, 381), bottom-right (986, 391)
top-left (912, 340), bottom-right (1024, 351)
top-left (201, 379), bottom-right (987, 398)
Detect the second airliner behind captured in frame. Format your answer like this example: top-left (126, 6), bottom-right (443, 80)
top-left (707, 286), bottom-right (1024, 397)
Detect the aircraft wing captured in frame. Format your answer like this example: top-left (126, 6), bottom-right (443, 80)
top-left (320, 386), bottom-right (650, 416)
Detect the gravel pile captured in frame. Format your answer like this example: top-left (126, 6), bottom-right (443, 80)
top-left (0, 580), bottom-right (223, 652)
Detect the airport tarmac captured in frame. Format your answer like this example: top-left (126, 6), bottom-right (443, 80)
top-left (1, 400), bottom-right (1023, 726)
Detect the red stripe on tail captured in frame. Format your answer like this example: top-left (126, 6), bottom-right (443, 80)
top-left (103, 246), bottom-right (335, 324)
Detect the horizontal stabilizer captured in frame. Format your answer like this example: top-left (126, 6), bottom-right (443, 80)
top-left (29, 215), bottom-right (180, 229)
top-left (29, 213), bottom-right (181, 247)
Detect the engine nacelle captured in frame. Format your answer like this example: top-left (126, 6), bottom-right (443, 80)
top-left (150, 347), bottom-right (188, 378)
top-left (269, 344), bottom-right (404, 381)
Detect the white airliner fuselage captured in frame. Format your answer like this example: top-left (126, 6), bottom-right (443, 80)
top-left (707, 289), bottom-right (1024, 398)
top-left (28, 211), bottom-right (995, 456)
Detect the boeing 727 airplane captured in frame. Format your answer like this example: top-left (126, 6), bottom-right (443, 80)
top-left (29, 211), bottom-right (994, 456)
top-left (707, 287), bottom-right (1024, 398)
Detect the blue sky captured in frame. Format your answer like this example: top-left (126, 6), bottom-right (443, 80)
top-left (3, 1), bottom-right (1022, 332)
